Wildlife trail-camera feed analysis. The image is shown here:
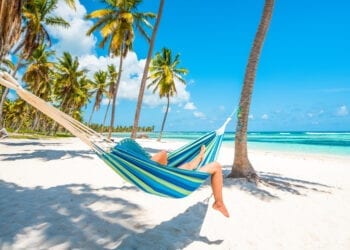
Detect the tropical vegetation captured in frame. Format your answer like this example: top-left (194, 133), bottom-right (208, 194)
top-left (0, 0), bottom-right (157, 137)
top-left (148, 47), bottom-right (188, 141)
top-left (85, 0), bottom-right (155, 139)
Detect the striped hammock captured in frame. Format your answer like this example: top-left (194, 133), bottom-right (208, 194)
top-left (0, 71), bottom-right (232, 198)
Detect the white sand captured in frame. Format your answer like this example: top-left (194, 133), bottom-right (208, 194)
top-left (1, 137), bottom-right (350, 249)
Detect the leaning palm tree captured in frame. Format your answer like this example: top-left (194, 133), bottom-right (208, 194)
top-left (0, 0), bottom-right (22, 60)
top-left (88, 70), bottom-right (108, 124)
top-left (228, 0), bottom-right (275, 182)
top-left (131, 0), bottom-right (165, 138)
top-left (85, 0), bottom-right (155, 139)
top-left (148, 48), bottom-right (188, 141)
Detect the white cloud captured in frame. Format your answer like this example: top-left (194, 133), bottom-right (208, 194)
top-left (193, 111), bottom-right (206, 119)
top-left (261, 114), bottom-right (269, 120)
top-left (249, 114), bottom-right (254, 119)
top-left (336, 105), bottom-right (348, 116)
top-left (188, 79), bottom-right (195, 85)
top-left (184, 102), bottom-right (197, 110)
top-left (47, 1), bottom-right (96, 56)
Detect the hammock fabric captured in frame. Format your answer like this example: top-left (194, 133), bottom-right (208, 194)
top-left (0, 71), bottom-right (232, 198)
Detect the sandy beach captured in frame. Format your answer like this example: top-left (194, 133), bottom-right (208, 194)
top-left (1, 137), bottom-right (350, 249)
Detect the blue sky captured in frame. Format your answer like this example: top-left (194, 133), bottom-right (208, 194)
top-left (44, 0), bottom-right (350, 132)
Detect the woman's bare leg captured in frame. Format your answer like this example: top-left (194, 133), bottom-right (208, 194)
top-left (199, 162), bottom-right (229, 217)
top-left (179, 145), bottom-right (206, 170)
top-left (151, 150), bottom-right (168, 165)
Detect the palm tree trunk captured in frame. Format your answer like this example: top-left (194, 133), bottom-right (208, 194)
top-left (228, 0), bottom-right (275, 182)
top-left (0, 0), bottom-right (22, 59)
top-left (131, 0), bottom-right (165, 139)
top-left (32, 112), bottom-right (40, 130)
top-left (108, 52), bottom-right (124, 139)
top-left (88, 108), bottom-right (95, 125)
top-left (102, 99), bottom-right (111, 132)
top-left (157, 96), bottom-right (170, 142)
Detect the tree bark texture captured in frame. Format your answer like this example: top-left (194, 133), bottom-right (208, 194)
top-left (229, 0), bottom-right (275, 182)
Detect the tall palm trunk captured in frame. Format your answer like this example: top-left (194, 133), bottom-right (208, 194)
top-left (157, 95), bottom-right (170, 142)
top-left (108, 51), bottom-right (124, 139)
top-left (88, 108), bottom-right (95, 125)
top-left (131, 0), bottom-right (165, 139)
top-left (101, 99), bottom-right (111, 132)
top-left (0, 0), bottom-right (22, 59)
top-left (228, 0), bottom-right (275, 181)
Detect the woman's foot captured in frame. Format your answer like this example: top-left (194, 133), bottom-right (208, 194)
top-left (213, 201), bottom-right (230, 218)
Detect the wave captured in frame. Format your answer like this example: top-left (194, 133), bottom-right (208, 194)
top-left (305, 132), bottom-right (350, 135)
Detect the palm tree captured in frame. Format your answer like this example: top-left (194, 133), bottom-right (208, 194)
top-left (17, 0), bottom-right (70, 59)
top-left (0, 57), bottom-right (15, 98)
top-left (102, 64), bottom-right (118, 130)
top-left (228, 0), bottom-right (275, 182)
top-left (131, 0), bottom-right (165, 139)
top-left (22, 44), bottom-right (55, 99)
top-left (0, 0), bottom-right (22, 60)
top-left (0, 0), bottom-right (72, 128)
top-left (53, 52), bottom-right (89, 133)
top-left (70, 75), bottom-right (92, 122)
top-left (0, 57), bottom-right (15, 72)
top-left (0, 0), bottom-right (75, 59)
top-left (85, 0), bottom-right (155, 139)
top-left (88, 70), bottom-right (108, 124)
top-left (148, 48), bottom-right (188, 141)
top-left (22, 44), bottom-right (55, 130)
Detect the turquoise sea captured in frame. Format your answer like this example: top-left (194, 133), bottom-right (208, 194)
top-left (113, 131), bottom-right (350, 157)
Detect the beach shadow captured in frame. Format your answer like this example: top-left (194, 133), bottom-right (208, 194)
top-left (259, 171), bottom-right (333, 194)
top-left (0, 180), bottom-right (221, 249)
top-left (0, 180), bottom-right (146, 249)
top-left (0, 140), bottom-right (95, 162)
top-left (117, 199), bottom-right (223, 249)
top-left (143, 147), bottom-right (162, 154)
top-left (0, 149), bottom-right (94, 162)
top-left (0, 141), bottom-right (63, 147)
top-left (222, 167), bottom-right (334, 201)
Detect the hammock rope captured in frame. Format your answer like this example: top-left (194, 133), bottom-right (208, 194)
top-left (0, 71), bottom-right (234, 198)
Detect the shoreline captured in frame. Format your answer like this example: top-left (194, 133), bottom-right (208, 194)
top-left (1, 137), bottom-right (350, 249)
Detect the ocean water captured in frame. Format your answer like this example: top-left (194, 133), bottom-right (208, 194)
top-left (113, 131), bottom-right (350, 157)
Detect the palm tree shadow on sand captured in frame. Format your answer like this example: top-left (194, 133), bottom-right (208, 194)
top-left (0, 140), bottom-right (94, 162)
top-left (0, 180), bottom-right (223, 249)
top-left (222, 167), bottom-right (334, 201)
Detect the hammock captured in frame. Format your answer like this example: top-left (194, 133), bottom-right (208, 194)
top-left (0, 71), bottom-right (233, 198)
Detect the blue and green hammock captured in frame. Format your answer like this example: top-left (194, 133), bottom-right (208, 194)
top-left (0, 71), bottom-right (233, 199)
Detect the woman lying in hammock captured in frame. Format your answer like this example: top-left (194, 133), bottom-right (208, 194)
top-left (151, 146), bottom-right (230, 218)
